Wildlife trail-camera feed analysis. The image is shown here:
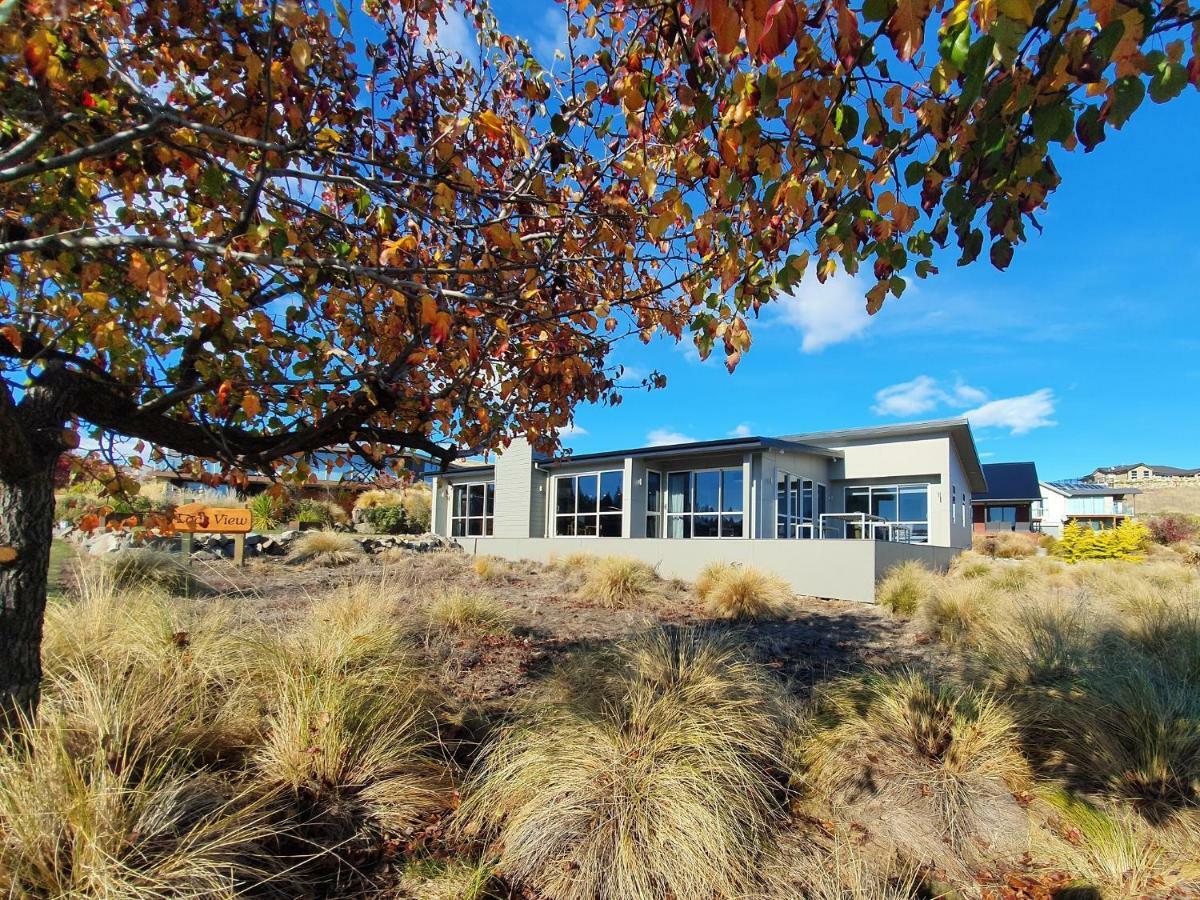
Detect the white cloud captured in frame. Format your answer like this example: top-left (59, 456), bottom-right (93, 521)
top-left (530, 7), bottom-right (567, 62)
top-left (647, 428), bottom-right (695, 446)
top-left (422, 7), bottom-right (477, 60)
top-left (559, 423), bottom-right (588, 437)
top-left (774, 273), bottom-right (871, 353)
top-left (728, 423), bottom-right (753, 438)
top-left (872, 376), bottom-right (987, 417)
top-left (964, 389), bottom-right (1057, 435)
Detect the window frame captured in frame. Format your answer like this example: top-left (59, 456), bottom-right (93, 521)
top-left (645, 469), bottom-right (662, 538)
top-left (840, 483), bottom-right (931, 543)
top-left (450, 481), bottom-right (495, 537)
top-left (552, 469), bottom-right (625, 538)
top-left (664, 466), bottom-right (745, 539)
top-left (776, 472), bottom-right (826, 539)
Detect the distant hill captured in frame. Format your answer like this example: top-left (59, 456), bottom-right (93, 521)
top-left (1132, 481), bottom-right (1200, 517)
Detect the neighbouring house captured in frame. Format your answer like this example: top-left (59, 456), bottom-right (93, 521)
top-left (430, 418), bottom-right (986, 603)
top-left (971, 461), bottom-right (1042, 533)
top-left (1038, 480), bottom-right (1139, 535)
top-left (1086, 463), bottom-right (1200, 484)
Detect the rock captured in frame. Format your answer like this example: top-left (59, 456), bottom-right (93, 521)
top-left (353, 522), bottom-right (375, 534)
top-left (279, 530), bottom-right (300, 543)
top-left (87, 532), bottom-right (127, 555)
top-left (460, 651), bottom-right (482, 669)
top-left (191, 550), bottom-right (220, 561)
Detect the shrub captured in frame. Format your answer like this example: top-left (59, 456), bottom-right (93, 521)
top-left (426, 589), bottom-right (513, 634)
top-left (876, 560), bottom-right (932, 616)
top-left (248, 492), bottom-right (290, 531)
top-left (365, 503), bottom-right (410, 534)
top-left (103, 549), bottom-right (197, 594)
top-left (1146, 512), bottom-right (1200, 546)
top-left (702, 565), bottom-right (792, 620)
top-left (974, 532), bottom-right (1036, 558)
top-left (353, 488), bottom-right (405, 512)
top-left (458, 629), bottom-right (796, 900)
top-left (471, 555), bottom-right (509, 583)
top-left (803, 671), bottom-right (1029, 851)
top-left (401, 484), bottom-right (433, 533)
top-left (1054, 520), bottom-right (1150, 562)
top-left (576, 556), bottom-right (659, 608)
top-left (288, 531), bottom-right (365, 567)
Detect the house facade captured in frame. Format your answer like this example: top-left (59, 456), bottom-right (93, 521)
top-left (430, 418), bottom-right (984, 602)
top-left (971, 461), bottom-right (1042, 533)
top-left (1087, 463), bottom-right (1200, 484)
top-left (1038, 481), bottom-right (1139, 535)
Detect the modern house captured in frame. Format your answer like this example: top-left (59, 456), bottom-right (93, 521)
top-left (431, 418), bottom-right (985, 602)
top-left (971, 461), bottom-right (1042, 533)
top-left (1038, 480), bottom-right (1139, 535)
top-left (1086, 463), bottom-right (1200, 484)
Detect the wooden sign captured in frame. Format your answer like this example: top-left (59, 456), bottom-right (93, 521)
top-left (172, 503), bottom-right (252, 534)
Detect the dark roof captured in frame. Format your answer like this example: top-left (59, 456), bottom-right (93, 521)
top-left (1043, 479), bottom-right (1141, 497)
top-left (973, 462), bottom-right (1041, 503)
top-left (778, 417), bottom-right (987, 493)
top-left (1092, 462), bottom-right (1200, 476)
top-left (537, 436), bottom-right (842, 469)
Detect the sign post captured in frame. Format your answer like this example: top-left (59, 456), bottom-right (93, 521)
top-left (172, 503), bottom-right (254, 566)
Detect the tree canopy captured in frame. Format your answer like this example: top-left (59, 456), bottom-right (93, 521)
top-left (1, 0), bottom-right (1196, 480)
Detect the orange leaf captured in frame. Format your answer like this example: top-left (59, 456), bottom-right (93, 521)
top-left (709, 0), bottom-right (741, 54)
top-left (79, 514), bottom-right (101, 533)
top-left (756, 0), bottom-right (799, 62)
top-left (430, 311), bottom-right (453, 344)
top-left (242, 391), bottom-right (262, 418)
top-left (420, 295), bottom-right (439, 327)
top-left (0, 325), bottom-right (22, 351)
top-left (0, 546), bottom-right (17, 565)
top-left (476, 110), bottom-right (507, 141)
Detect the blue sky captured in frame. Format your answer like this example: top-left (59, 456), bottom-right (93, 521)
top-left (469, 2), bottom-right (1200, 480)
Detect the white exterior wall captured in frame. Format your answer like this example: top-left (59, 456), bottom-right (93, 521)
top-left (452, 536), bottom-right (957, 603)
top-left (1039, 487), bottom-right (1068, 535)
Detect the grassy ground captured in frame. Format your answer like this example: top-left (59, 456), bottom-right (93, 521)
top-left (5, 544), bottom-right (1198, 899)
top-left (46, 538), bottom-right (74, 600)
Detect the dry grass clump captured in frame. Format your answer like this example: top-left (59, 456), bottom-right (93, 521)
top-left (103, 548), bottom-right (198, 593)
top-left (701, 564), bottom-right (792, 620)
top-left (575, 555), bottom-right (660, 608)
top-left (759, 831), bottom-right (920, 900)
top-left (471, 554), bottom-right (512, 583)
top-left (457, 628), bottom-right (797, 900)
top-left (695, 560), bottom-right (736, 601)
top-left (876, 560), bottom-right (933, 616)
top-left (426, 589), bottom-right (513, 634)
top-left (802, 670), bottom-right (1030, 857)
top-left (919, 579), bottom-right (993, 647)
top-left (973, 532), bottom-right (1037, 559)
top-left (288, 530), bottom-right (365, 567)
top-left (0, 718), bottom-right (275, 898)
top-left (548, 551), bottom-right (599, 573)
top-left (949, 552), bottom-right (993, 579)
top-left (282, 578), bottom-right (411, 677)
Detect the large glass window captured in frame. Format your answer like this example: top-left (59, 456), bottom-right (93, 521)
top-left (667, 468), bottom-right (743, 538)
top-left (451, 482), bottom-right (494, 536)
top-left (841, 484), bottom-right (930, 543)
top-left (555, 471), bottom-right (623, 536)
top-left (986, 505), bottom-right (1017, 523)
top-left (1066, 496), bottom-right (1109, 515)
top-left (777, 473), bottom-right (825, 538)
top-left (645, 470), bottom-right (662, 538)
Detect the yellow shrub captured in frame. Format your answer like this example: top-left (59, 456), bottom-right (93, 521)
top-left (1054, 521), bottom-right (1150, 562)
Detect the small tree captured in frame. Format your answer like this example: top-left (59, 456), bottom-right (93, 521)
top-left (2, 0), bottom-right (1198, 723)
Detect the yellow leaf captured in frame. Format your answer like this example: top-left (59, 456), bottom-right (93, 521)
top-left (315, 127), bottom-right (341, 150)
top-left (476, 110), bottom-right (506, 141)
top-left (291, 38), bottom-right (311, 72)
top-left (997, 0), bottom-right (1034, 24)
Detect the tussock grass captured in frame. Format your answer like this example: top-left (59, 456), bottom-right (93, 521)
top-left (548, 551), bottom-right (599, 573)
top-left (0, 717), bottom-right (277, 898)
top-left (876, 560), bottom-right (933, 616)
top-left (457, 628), bottom-right (796, 900)
top-left (287, 530), bottom-right (364, 567)
top-left (471, 555), bottom-right (511, 583)
top-left (254, 665), bottom-right (450, 852)
top-left (283, 579), bottom-right (411, 677)
top-left (760, 831), bottom-right (920, 900)
top-left (695, 560), bottom-right (736, 602)
top-left (973, 532), bottom-right (1037, 559)
top-left (426, 589), bottom-right (513, 634)
top-left (949, 552), bottom-right (993, 579)
top-left (103, 548), bottom-right (198, 593)
top-left (920, 579), bottom-right (992, 646)
top-left (575, 555), bottom-right (659, 608)
top-left (701, 565), bottom-right (792, 620)
top-left (803, 670), bottom-right (1029, 853)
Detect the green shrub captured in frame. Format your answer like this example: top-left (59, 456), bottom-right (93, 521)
top-left (365, 504), bottom-right (410, 534)
top-left (248, 493), bottom-right (290, 531)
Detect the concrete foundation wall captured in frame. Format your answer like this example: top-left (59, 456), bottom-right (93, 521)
top-left (451, 537), bottom-right (959, 603)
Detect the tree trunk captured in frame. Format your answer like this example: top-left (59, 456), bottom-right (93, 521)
top-left (0, 461), bottom-right (57, 729)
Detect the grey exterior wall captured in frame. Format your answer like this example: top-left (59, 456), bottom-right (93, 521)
top-left (450, 536), bottom-right (957, 603)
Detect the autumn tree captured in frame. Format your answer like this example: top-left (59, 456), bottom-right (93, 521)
top-left (1, 0), bottom-right (1196, 722)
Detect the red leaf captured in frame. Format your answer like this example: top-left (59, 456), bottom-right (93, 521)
top-left (757, 0), bottom-right (799, 62)
top-left (709, 0), bottom-right (741, 54)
